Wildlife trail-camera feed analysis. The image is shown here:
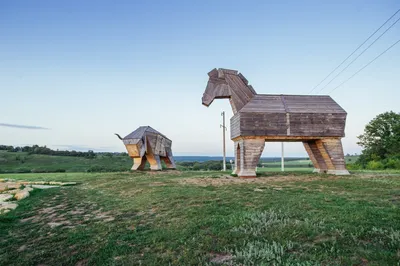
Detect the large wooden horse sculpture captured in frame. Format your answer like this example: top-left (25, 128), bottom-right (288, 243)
top-left (202, 68), bottom-right (349, 177)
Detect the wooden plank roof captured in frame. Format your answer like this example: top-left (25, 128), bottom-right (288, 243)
top-left (123, 126), bottom-right (170, 141)
top-left (240, 95), bottom-right (346, 114)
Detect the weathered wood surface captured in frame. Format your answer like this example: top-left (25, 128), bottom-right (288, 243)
top-left (202, 68), bottom-right (350, 177)
top-left (232, 139), bottom-right (265, 177)
top-left (116, 126), bottom-right (176, 171)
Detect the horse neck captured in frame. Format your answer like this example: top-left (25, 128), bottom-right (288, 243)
top-left (225, 74), bottom-right (256, 114)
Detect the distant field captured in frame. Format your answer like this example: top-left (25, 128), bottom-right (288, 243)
top-left (1, 171), bottom-right (400, 265)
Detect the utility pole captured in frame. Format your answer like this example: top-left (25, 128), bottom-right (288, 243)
top-left (221, 111), bottom-right (227, 171)
top-left (281, 142), bottom-right (285, 172)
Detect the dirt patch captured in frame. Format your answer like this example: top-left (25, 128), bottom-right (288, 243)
top-left (150, 182), bottom-right (167, 186)
top-left (75, 259), bottom-right (88, 266)
top-left (177, 174), bottom-right (341, 186)
top-left (0, 182), bottom-right (21, 192)
top-left (18, 245), bottom-right (27, 252)
top-left (209, 253), bottom-right (233, 264)
top-left (147, 170), bottom-right (182, 176)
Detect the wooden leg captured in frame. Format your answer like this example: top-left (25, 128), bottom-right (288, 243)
top-left (146, 153), bottom-right (162, 170)
top-left (131, 157), bottom-right (147, 171)
top-left (232, 141), bottom-right (241, 175)
top-left (303, 141), bottom-right (327, 173)
top-left (237, 139), bottom-right (265, 178)
top-left (161, 155), bottom-right (176, 169)
top-left (319, 138), bottom-right (349, 175)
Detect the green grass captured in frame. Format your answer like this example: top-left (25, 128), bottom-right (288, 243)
top-left (0, 151), bottom-right (133, 173)
top-left (1, 171), bottom-right (400, 265)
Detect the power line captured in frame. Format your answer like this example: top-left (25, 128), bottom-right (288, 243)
top-left (316, 15), bottom-right (400, 94)
top-left (309, 8), bottom-right (400, 94)
top-left (328, 38), bottom-right (400, 94)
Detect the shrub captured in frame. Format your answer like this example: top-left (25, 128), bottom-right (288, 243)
top-left (347, 163), bottom-right (361, 170)
top-left (385, 158), bottom-right (400, 169)
top-left (15, 168), bottom-right (31, 173)
top-left (366, 160), bottom-right (384, 170)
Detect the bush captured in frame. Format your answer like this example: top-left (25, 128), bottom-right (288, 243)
top-left (30, 168), bottom-right (66, 173)
top-left (384, 158), bottom-right (400, 169)
top-left (87, 166), bottom-right (126, 172)
top-left (15, 168), bottom-right (31, 173)
top-left (346, 163), bottom-right (361, 170)
top-left (366, 161), bottom-right (384, 170)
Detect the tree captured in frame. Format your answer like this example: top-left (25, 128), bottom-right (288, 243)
top-left (357, 111), bottom-right (400, 164)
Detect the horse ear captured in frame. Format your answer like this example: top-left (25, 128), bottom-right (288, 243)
top-left (208, 68), bottom-right (218, 78)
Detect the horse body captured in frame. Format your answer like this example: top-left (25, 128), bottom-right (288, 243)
top-left (202, 68), bottom-right (349, 177)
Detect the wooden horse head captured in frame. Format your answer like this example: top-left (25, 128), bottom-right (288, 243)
top-left (202, 68), bottom-right (257, 114)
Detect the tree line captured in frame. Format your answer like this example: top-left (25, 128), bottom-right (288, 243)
top-left (0, 145), bottom-right (96, 159)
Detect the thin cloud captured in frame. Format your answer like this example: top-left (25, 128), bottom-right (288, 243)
top-left (0, 123), bottom-right (49, 130)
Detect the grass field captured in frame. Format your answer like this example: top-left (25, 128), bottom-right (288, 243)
top-left (1, 171), bottom-right (400, 265)
top-left (0, 151), bottom-right (133, 173)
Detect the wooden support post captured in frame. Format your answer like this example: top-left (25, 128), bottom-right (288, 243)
top-left (132, 157), bottom-right (147, 170)
top-left (320, 138), bottom-right (349, 175)
top-left (304, 139), bottom-right (349, 175)
top-left (237, 139), bottom-right (265, 178)
top-left (145, 153), bottom-right (162, 171)
top-left (161, 155), bottom-right (176, 169)
top-left (303, 141), bottom-right (326, 173)
top-left (232, 141), bottom-right (241, 175)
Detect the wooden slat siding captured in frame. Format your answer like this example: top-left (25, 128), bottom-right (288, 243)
top-left (220, 68), bottom-right (238, 75)
top-left (154, 135), bottom-right (167, 157)
top-left (123, 138), bottom-right (140, 145)
top-left (289, 113), bottom-right (346, 137)
top-left (240, 95), bottom-right (286, 113)
top-left (123, 126), bottom-right (171, 142)
top-left (146, 133), bottom-right (158, 153)
top-left (307, 141), bottom-right (328, 170)
top-left (227, 74), bottom-right (254, 101)
top-left (315, 140), bottom-right (335, 170)
top-left (225, 75), bottom-right (253, 112)
top-left (124, 126), bottom-right (148, 139)
top-left (125, 144), bottom-right (140, 158)
top-left (240, 95), bottom-right (346, 114)
top-left (322, 139), bottom-right (346, 170)
top-left (132, 156), bottom-right (147, 170)
top-left (239, 139), bottom-right (265, 177)
top-left (208, 68), bottom-right (218, 77)
top-left (248, 85), bottom-right (257, 94)
top-left (146, 154), bottom-right (162, 170)
top-left (232, 136), bottom-right (342, 141)
top-left (284, 95), bottom-right (346, 114)
top-left (232, 141), bottom-right (241, 175)
top-left (303, 141), bottom-right (320, 169)
top-left (160, 156), bottom-right (176, 169)
top-left (238, 113), bottom-right (288, 137)
top-left (230, 113), bottom-right (241, 139)
top-left (229, 98), bottom-right (238, 114)
top-left (238, 73), bottom-right (248, 85)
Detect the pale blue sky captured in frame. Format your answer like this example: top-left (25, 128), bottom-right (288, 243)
top-left (1, 0), bottom-right (399, 156)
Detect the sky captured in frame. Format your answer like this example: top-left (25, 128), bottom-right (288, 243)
top-left (0, 0), bottom-right (399, 157)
